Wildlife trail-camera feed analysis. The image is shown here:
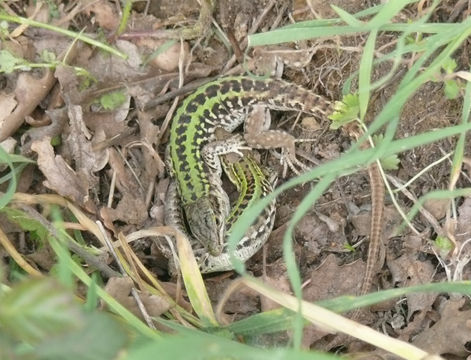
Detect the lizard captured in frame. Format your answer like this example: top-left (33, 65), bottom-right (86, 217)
top-left (167, 75), bottom-right (331, 258)
top-left (359, 161), bottom-right (385, 297)
top-left (163, 152), bottom-right (277, 273)
top-left (166, 74), bottom-right (384, 295)
top-left (347, 127), bottom-right (386, 321)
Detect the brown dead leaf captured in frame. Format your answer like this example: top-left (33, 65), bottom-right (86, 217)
top-left (138, 38), bottom-right (189, 72)
top-left (301, 116), bottom-right (321, 131)
top-left (65, 105), bottom-right (109, 183)
top-left (412, 298), bottom-right (471, 357)
top-left (83, 112), bottom-right (129, 141)
top-left (137, 110), bottom-right (165, 180)
top-left (104, 277), bottom-right (171, 320)
top-left (259, 274), bottom-right (291, 312)
top-left (31, 137), bottom-right (89, 205)
top-left (101, 195), bottom-right (148, 226)
top-left (150, 177), bottom-right (169, 225)
top-left (0, 71), bottom-right (55, 141)
top-left (0, 92), bottom-right (18, 123)
top-left (351, 206), bottom-right (399, 240)
top-left (423, 198), bottom-right (448, 221)
top-left (54, 65), bottom-right (83, 104)
top-left (305, 254), bottom-right (364, 301)
top-left (1, 37), bottom-right (35, 61)
top-left (82, 0), bottom-right (119, 31)
top-left (0, 212), bottom-right (22, 234)
top-left (21, 108), bottom-right (68, 155)
top-left (107, 147), bottom-right (142, 193)
top-left (387, 252), bottom-right (436, 322)
top-left (27, 245), bottom-right (56, 272)
top-left (74, 40), bottom-right (143, 84)
top-left (295, 214), bottom-right (347, 261)
top-left (301, 256), bottom-right (360, 348)
top-left (207, 277), bottom-right (259, 316)
top-left (158, 281), bottom-right (192, 312)
top-left (100, 148), bottom-right (148, 226)
top-left (456, 197), bottom-right (471, 241)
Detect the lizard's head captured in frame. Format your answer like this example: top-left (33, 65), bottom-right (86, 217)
top-left (184, 198), bottom-right (225, 256)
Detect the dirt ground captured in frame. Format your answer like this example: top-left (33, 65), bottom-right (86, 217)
top-left (1, 0), bottom-right (471, 357)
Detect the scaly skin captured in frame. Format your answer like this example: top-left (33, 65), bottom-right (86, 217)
top-left (168, 75), bottom-right (330, 255)
top-left (164, 154), bottom-right (277, 273)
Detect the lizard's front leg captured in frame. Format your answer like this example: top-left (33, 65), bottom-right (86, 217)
top-left (201, 131), bottom-right (251, 177)
top-left (244, 105), bottom-right (308, 174)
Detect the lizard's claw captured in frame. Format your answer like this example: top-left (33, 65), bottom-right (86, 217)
top-left (273, 149), bottom-right (310, 177)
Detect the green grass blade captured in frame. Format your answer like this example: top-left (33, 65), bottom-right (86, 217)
top-left (226, 281), bottom-right (471, 337)
top-left (0, 14), bottom-right (126, 59)
top-left (127, 330), bottom-right (341, 360)
top-left (0, 146), bottom-right (18, 209)
top-left (358, 29), bottom-right (377, 120)
top-left (367, 0), bottom-right (410, 28)
top-left (331, 6), bottom-right (363, 27)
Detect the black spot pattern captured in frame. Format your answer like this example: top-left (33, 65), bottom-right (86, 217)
top-left (193, 93), bottom-right (206, 104)
top-left (253, 80), bottom-right (269, 92)
top-left (186, 102), bottom-right (198, 113)
top-left (205, 85), bottom-right (219, 99)
top-left (220, 80), bottom-right (231, 94)
top-left (241, 78), bottom-right (255, 90)
top-left (174, 134), bottom-right (187, 145)
top-left (231, 80), bottom-right (241, 92)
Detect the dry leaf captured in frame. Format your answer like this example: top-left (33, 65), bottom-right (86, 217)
top-left (259, 274), bottom-right (291, 312)
top-left (413, 298), bottom-right (471, 356)
top-left (0, 71), bottom-right (55, 141)
top-left (83, 0), bottom-right (119, 30)
top-left (21, 108), bottom-right (68, 155)
top-left (0, 93), bottom-right (18, 123)
top-left (305, 254), bottom-right (364, 301)
top-left (66, 105), bottom-right (109, 182)
top-left (423, 198), bottom-right (448, 220)
top-left (387, 253), bottom-right (436, 321)
top-left (31, 137), bottom-right (89, 204)
top-left (295, 214), bottom-right (345, 258)
top-left (139, 38), bottom-right (189, 71)
top-left (101, 195), bottom-right (148, 226)
top-left (104, 277), bottom-right (171, 320)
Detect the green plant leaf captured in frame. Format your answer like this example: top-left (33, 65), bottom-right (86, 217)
top-left (0, 145), bottom-right (19, 209)
top-left (127, 331), bottom-right (340, 360)
top-left (0, 278), bottom-right (83, 343)
top-left (41, 49), bottom-right (57, 63)
top-left (2, 207), bottom-right (48, 242)
top-left (442, 57), bottom-right (457, 73)
top-left (99, 91), bottom-right (127, 110)
top-left (31, 312), bottom-right (128, 360)
top-left (0, 50), bottom-right (24, 74)
top-left (444, 79), bottom-right (460, 99)
top-left (435, 235), bottom-right (453, 252)
top-left (328, 93), bottom-right (360, 129)
top-left (372, 134), bottom-right (400, 170)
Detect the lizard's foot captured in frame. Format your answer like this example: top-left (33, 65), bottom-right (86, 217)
top-left (202, 133), bottom-right (251, 175)
top-left (272, 148), bottom-right (310, 177)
